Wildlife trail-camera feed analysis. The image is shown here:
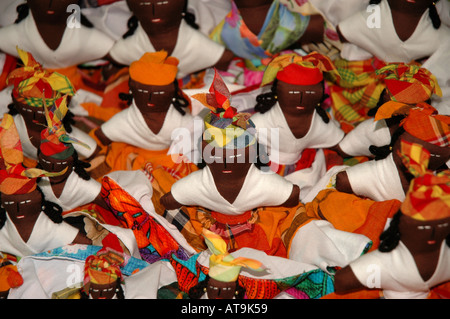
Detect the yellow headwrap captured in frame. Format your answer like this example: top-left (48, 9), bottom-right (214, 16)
top-left (203, 228), bottom-right (265, 282)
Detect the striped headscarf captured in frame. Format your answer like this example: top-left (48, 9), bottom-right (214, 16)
top-left (0, 114), bottom-right (66, 195)
top-left (203, 228), bottom-right (265, 283)
top-left (6, 47), bottom-right (75, 108)
top-left (399, 140), bottom-right (450, 221)
top-left (192, 69), bottom-right (256, 149)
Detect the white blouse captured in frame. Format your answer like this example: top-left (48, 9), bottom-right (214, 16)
top-left (108, 19), bottom-right (226, 78)
top-left (0, 13), bottom-right (115, 69)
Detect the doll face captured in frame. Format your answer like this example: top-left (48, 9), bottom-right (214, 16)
top-left (129, 79), bottom-right (175, 113)
top-left (13, 98), bottom-right (46, 126)
top-left (202, 140), bottom-right (256, 175)
top-left (206, 277), bottom-right (237, 299)
top-left (126, 0), bottom-right (185, 25)
top-left (88, 281), bottom-right (118, 299)
top-left (399, 214), bottom-right (450, 249)
top-left (395, 132), bottom-right (450, 171)
top-left (276, 81), bottom-right (324, 114)
top-left (28, 0), bottom-right (79, 21)
top-left (2, 188), bottom-right (42, 221)
top-left (38, 151), bottom-right (73, 183)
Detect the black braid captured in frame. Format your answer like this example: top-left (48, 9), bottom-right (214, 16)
top-left (73, 151), bottom-right (92, 181)
top-left (183, 0), bottom-right (199, 30)
top-left (378, 210), bottom-right (402, 252)
top-left (122, 15), bottom-right (139, 39)
top-left (0, 204), bottom-right (6, 230)
top-left (119, 92), bottom-right (133, 106)
top-left (255, 79), bottom-right (278, 114)
top-left (37, 186), bottom-right (64, 224)
top-left (172, 80), bottom-right (189, 116)
top-left (369, 125), bottom-right (405, 160)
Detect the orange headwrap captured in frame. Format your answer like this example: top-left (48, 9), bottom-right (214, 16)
top-left (399, 140), bottom-right (450, 221)
top-left (129, 51), bottom-right (179, 86)
top-left (402, 108), bottom-right (450, 147)
top-left (261, 51), bottom-right (339, 87)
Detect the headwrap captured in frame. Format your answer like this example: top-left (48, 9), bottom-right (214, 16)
top-left (83, 234), bottom-right (125, 292)
top-left (203, 229), bottom-right (265, 282)
top-left (402, 108), bottom-right (450, 147)
top-left (0, 253), bottom-right (23, 292)
top-left (6, 47), bottom-right (75, 108)
top-left (376, 63), bottom-right (442, 106)
top-left (0, 114), bottom-right (66, 195)
top-left (192, 69), bottom-right (256, 149)
top-left (261, 51), bottom-right (339, 87)
top-left (40, 95), bottom-right (90, 160)
top-left (129, 51), bottom-right (179, 86)
top-left (399, 140), bottom-right (450, 221)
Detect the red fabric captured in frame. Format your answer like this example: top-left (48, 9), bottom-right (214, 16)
top-left (277, 64), bottom-right (323, 85)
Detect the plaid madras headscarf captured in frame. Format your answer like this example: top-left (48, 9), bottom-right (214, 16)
top-left (376, 63), bottom-right (442, 105)
top-left (0, 114), bottom-right (66, 195)
top-left (6, 47), bottom-right (75, 108)
top-left (399, 140), bottom-right (450, 221)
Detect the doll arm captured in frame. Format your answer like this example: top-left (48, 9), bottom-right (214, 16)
top-left (335, 170), bottom-right (354, 194)
top-left (296, 14), bottom-right (325, 46)
top-left (280, 184), bottom-right (300, 208)
top-left (160, 191), bottom-right (183, 210)
top-left (94, 127), bottom-right (113, 147)
top-left (334, 265), bottom-right (365, 294)
top-left (213, 49), bottom-right (236, 72)
top-left (72, 231), bottom-right (93, 245)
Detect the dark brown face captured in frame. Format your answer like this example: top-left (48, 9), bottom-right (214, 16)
top-left (276, 81), bottom-right (324, 115)
top-left (88, 281), bottom-right (119, 299)
top-left (399, 214), bottom-right (450, 249)
top-left (126, 0), bottom-right (185, 26)
top-left (394, 132), bottom-right (450, 171)
top-left (129, 79), bottom-right (175, 113)
top-left (38, 150), bottom-right (73, 183)
top-left (27, 0), bottom-right (79, 22)
top-left (2, 188), bottom-right (42, 222)
top-left (13, 98), bottom-right (46, 126)
top-left (202, 140), bottom-right (256, 176)
top-left (206, 277), bottom-right (238, 299)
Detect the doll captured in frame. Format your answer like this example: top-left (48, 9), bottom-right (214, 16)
top-left (337, 0), bottom-right (449, 64)
top-left (209, 0), bottom-right (326, 86)
top-left (0, 252), bottom-right (23, 299)
top-left (335, 107), bottom-right (450, 202)
top-left (250, 52), bottom-right (345, 201)
top-left (5, 48), bottom-right (99, 161)
top-left (336, 63), bottom-right (443, 158)
top-left (0, 114), bottom-right (92, 257)
top-left (81, 234), bottom-right (125, 299)
top-left (107, 0), bottom-right (234, 79)
top-left (37, 95), bottom-right (109, 212)
top-left (188, 229), bottom-right (265, 299)
top-left (95, 51), bottom-right (192, 150)
top-left (334, 141), bottom-right (450, 299)
top-left (0, 0), bottom-right (114, 84)
top-left (160, 70), bottom-right (300, 256)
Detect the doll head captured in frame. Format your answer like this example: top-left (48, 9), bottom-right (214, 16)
top-left (27, 0), bottom-right (80, 22)
top-left (200, 229), bottom-right (265, 299)
top-left (379, 139), bottom-right (450, 253)
top-left (393, 108), bottom-right (450, 170)
top-left (193, 69), bottom-right (259, 174)
top-left (82, 234), bottom-right (125, 299)
top-left (126, 0), bottom-right (184, 26)
top-left (257, 52), bottom-right (338, 116)
top-left (6, 48), bottom-right (75, 127)
top-left (128, 51), bottom-right (188, 114)
top-left (0, 254), bottom-right (23, 299)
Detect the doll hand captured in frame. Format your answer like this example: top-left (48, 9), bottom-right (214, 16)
top-left (160, 192), bottom-right (183, 210)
